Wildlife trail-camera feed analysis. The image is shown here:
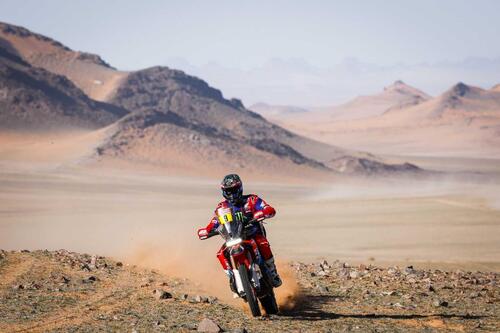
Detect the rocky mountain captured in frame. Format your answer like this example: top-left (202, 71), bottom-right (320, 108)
top-left (0, 21), bottom-right (423, 176)
top-left (0, 22), bottom-right (127, 101)
top-left (0, 44), bottom-right (127, 130)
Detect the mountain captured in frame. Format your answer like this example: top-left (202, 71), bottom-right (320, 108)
top-left (0, 22), bottom-right (127, 101)
top-left (315, 80), bottom-right (431, 121)
top-left (284, 82), bottom-right (500, 157)
top-left (381, 82), bottom-right (500, 124)
top-left (0, 21), bottom-right (422, 176)
top-left (0, 44), bottom-right (127, 130)
top-left (253, 81), bottom-right (431, 129)
top-left (99, 66), bottom-right (346, 173)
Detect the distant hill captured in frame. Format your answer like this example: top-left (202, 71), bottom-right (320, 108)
top-left (316, 80), bottom-right (431, 121)
top-left (0, 44), bottom-right (127, 130)
top-left (249, 102), bottom-right (309, 120)
top-left (254, 81), bottom-right (431, 129)
top-left (282, 82), bottom-right (500, 157)
top-left (0, 21), bottom-right (423, 176)
top-left (0, 22), bottom-right (127, 101)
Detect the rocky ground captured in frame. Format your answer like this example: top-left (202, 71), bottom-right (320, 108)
top-left (0, 250), bottom-right (498, 332)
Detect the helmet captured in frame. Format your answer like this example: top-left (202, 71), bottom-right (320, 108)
top-left (221, 174), bottom-right (243, 204)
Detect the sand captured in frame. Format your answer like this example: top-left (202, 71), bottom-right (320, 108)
top-left (1, 131), bottom-right (499, 296)
top-left (1, 162), bottom-right (499, 272)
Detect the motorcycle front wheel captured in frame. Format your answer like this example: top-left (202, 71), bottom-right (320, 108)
top-left (238, 264), bottom-right (261, 317)
top-left (260, 288), bottom-right (279, 315)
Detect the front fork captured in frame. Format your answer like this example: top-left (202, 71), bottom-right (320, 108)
top-left (230, 246), bottom-right (262, 295)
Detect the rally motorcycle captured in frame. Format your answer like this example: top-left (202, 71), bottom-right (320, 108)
top-left (203, 206), bottom-right (279, 317)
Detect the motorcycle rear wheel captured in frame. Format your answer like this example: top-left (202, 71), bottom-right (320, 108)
top-left (238, 264), bottom-right (261, 317)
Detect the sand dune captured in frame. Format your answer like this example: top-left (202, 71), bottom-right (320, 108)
top-left (279, 82), bottom-right (500, 157)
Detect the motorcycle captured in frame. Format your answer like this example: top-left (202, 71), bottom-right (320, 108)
top-left (201, 205), bottom-right (279, 317)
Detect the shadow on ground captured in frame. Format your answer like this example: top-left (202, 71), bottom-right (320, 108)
top-left (279, 293), bottom-right (486, 322)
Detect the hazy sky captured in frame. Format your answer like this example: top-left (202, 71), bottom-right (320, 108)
top-left (1, 0), bottom-right (499, 105)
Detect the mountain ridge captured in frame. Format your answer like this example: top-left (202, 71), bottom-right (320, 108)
top-left (0, 21), bottom-right (425, 176)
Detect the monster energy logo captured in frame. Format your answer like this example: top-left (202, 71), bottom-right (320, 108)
top-left (234, 211), bottom-right (244, 222)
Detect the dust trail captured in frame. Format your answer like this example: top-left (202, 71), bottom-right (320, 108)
top-left (275, 261), bottom-right (302, 311)
top-left (124, 239), bottom-right (239, 305)
top-left (124, 240), bottom-right (303, 311)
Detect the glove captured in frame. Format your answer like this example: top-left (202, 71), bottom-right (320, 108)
top-left (197, 228), bottom-right (209, 240)
top-left (253, 211), bottom-right (265, 221)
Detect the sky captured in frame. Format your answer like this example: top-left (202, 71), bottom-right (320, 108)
top-left (1, 0), bottom-right (500, 105)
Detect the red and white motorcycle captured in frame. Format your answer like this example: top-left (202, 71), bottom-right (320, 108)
top-left (201, 206), bottom-right (279, 317)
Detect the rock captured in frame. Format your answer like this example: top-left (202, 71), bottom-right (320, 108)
top-left (427, 285), bottom-right (435, 292)
top-left (404, 266), bottom-right (416, 275)
top-left (387, 267), bottom-right (399, 275)
top-left (381, 291), bottom-right (397, 296)
top-left (153, 289), bottom-right (172, 300)
top-left (407, 277), bottom-right (417, 284)
top-left (317, 270), bottom-right (328, 277)
top-left (29, 282), bottom-right (42, 290)
top-left (338, 267), bottom-right (350, 279)
top-left (181, 323), bottom-right (198, 330)
top-left (178, 293), bottom-right (189, 300)
top-left (61, 276), bottom-right (71, 284)
top-left (231, 329), bottom-right (248, 333)
top-left (87, 276), bottom-right (98, 282)
top-left (433, 299), bottom-right (449, 307)
top-left (349, 271), bottom-right (359, 279)
top-left (207, 296), bottom-right (218, 304)
top-left (116, 262), bottom-right (123, 267)
top-left (197, 318), bottom-right (221, 332)
top-left (193, 295), bottom-right (209, 303)
top-left (81, 263), bottom-right (92, 271)
top-left (89, 255), bottom-right (97, 269)
top-left (317, 285), bottom-right (329, 293)
top-left (13, 284), bottom-right (25, 290)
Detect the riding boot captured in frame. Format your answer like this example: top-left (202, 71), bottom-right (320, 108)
top-left (225, 269), bottom-right (238, 294)
top-left (264, 258), bottom-right (282, 287)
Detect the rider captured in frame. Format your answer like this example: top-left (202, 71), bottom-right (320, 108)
top-left (197, 174), bottom-right (282, 288)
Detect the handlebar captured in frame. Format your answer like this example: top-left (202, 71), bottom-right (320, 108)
top-left (202, 217), bottom-right (266, 239)
top-left (207, 230), bottom-right (218, 238)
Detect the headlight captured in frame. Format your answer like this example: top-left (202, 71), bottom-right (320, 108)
top-left (226, 238), bottom-right (242, 247)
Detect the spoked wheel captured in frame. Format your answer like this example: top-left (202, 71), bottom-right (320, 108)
top-left (238, 264), bottom-right (261, 317)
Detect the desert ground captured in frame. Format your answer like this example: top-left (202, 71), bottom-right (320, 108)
top-left (0, 142), bottom-right (500, 332)
top-left (1, 132), bottom-right (500, 269)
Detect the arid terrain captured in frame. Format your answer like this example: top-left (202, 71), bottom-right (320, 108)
top-left (1, 20), bottom-right (500, 332)
top-left (252, 81), bottom-right (500, 158)
top-left (0, 250), bottom-right (498, 332)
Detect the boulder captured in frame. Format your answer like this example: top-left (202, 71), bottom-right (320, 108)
top-left (197, 318), bottom-right (221, 332)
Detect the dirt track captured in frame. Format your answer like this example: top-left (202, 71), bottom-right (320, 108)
top-left (0, 250), bottom-right (498, 332)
